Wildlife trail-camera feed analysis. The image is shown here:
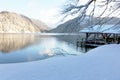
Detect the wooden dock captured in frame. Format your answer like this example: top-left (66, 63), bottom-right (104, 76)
top-left (77, 32), bottom-right (120, 48)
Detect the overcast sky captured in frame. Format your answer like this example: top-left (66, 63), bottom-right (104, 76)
top-left (0, 0), bottom-right (66, 28)
top-left (0, 0), bottom-right (119, 28)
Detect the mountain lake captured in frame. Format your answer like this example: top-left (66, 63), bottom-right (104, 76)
top-left (0, 33), bottom-right (92, 64)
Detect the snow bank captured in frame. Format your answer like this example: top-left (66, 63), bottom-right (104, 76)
top-left (0, 44), bottom-right (120, 80)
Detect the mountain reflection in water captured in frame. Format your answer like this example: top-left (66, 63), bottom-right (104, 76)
top-left (0, 34), bottom-right (36, 53)
top-left (0, 34), bottom-right (80, 64)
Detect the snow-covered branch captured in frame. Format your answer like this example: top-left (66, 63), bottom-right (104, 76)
top-left (61, 0), bottom-right (120, 31)
top-left (62, 0), bottom-right (94, 17)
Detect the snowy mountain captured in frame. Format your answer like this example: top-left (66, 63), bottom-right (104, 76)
top-left (31, 19), bottom-right (50, 32)
top-left (49, 17), bottom-right (87, 33)
top-left (0, 11), bottom-right (48, 33)
top-left (49, 17), bottom-right (120, 33)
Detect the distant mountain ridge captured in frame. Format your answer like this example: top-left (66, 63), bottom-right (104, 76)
top-left (49, 17), bottom-right (86, 33)
top-left (31, 19), bottom-right (50, 32)
top-left (50, 16), bottom-right (120, 33)
top-left (0, 11), bottom-right (49, 33)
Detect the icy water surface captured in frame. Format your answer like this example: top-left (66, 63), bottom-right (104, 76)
top-left (0, 34), bottom-right (87, 64)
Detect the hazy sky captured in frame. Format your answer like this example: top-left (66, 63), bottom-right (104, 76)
top-left (0, 0), bottom-right (119, 28)
top-left (0, 0), bottom-right (66, 27)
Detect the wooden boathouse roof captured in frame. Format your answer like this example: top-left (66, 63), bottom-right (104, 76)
top-left (79, 25), bottom-right (120, 34)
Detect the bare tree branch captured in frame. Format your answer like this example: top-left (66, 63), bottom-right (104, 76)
top-left (61, 0), bottom-right (94, 18)
top-left (61, 0), bottom-right (120, 32)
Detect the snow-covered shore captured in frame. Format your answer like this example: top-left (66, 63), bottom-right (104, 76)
top-left (0, 44), bottom-right (120, 80)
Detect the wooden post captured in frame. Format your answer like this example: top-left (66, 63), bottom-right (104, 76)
top-left (104, 33), bottom-right (107, 44)
top-left (116, 34), bottom-right (118, 44)
top-left (86, 33), bottom-right (89, 41)
top-left (113, 34), bottom-right (115, 43)
top-left (94, 33), bottom-right (97, 43)
top-left (115, 34), bottom-right (118, 43)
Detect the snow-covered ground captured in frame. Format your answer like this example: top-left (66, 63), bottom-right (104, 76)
top-left (0, 44), bottom-right (120, 80)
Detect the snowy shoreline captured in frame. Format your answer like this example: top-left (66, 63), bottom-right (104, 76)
top-left (0, 44), bottom-right (119, 80)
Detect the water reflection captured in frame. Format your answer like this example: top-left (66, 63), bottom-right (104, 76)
top-left (0, 34), bottom-right (81, 64)
top-left (0, 34), bottom-right (35, 53)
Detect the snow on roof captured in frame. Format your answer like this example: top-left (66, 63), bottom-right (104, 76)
top-left (80, 25), bottom-right (120, 33)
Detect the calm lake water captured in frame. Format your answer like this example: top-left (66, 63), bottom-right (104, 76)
top-left (0, 34), bottom-right (89, 64)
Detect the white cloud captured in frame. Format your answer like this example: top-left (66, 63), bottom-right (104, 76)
top-left (26, 0), bottom-right (40, 11)
top-left (25, 0), bottom-right (63, 28)
top-left (38, 8), bottom-right (61, 27)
